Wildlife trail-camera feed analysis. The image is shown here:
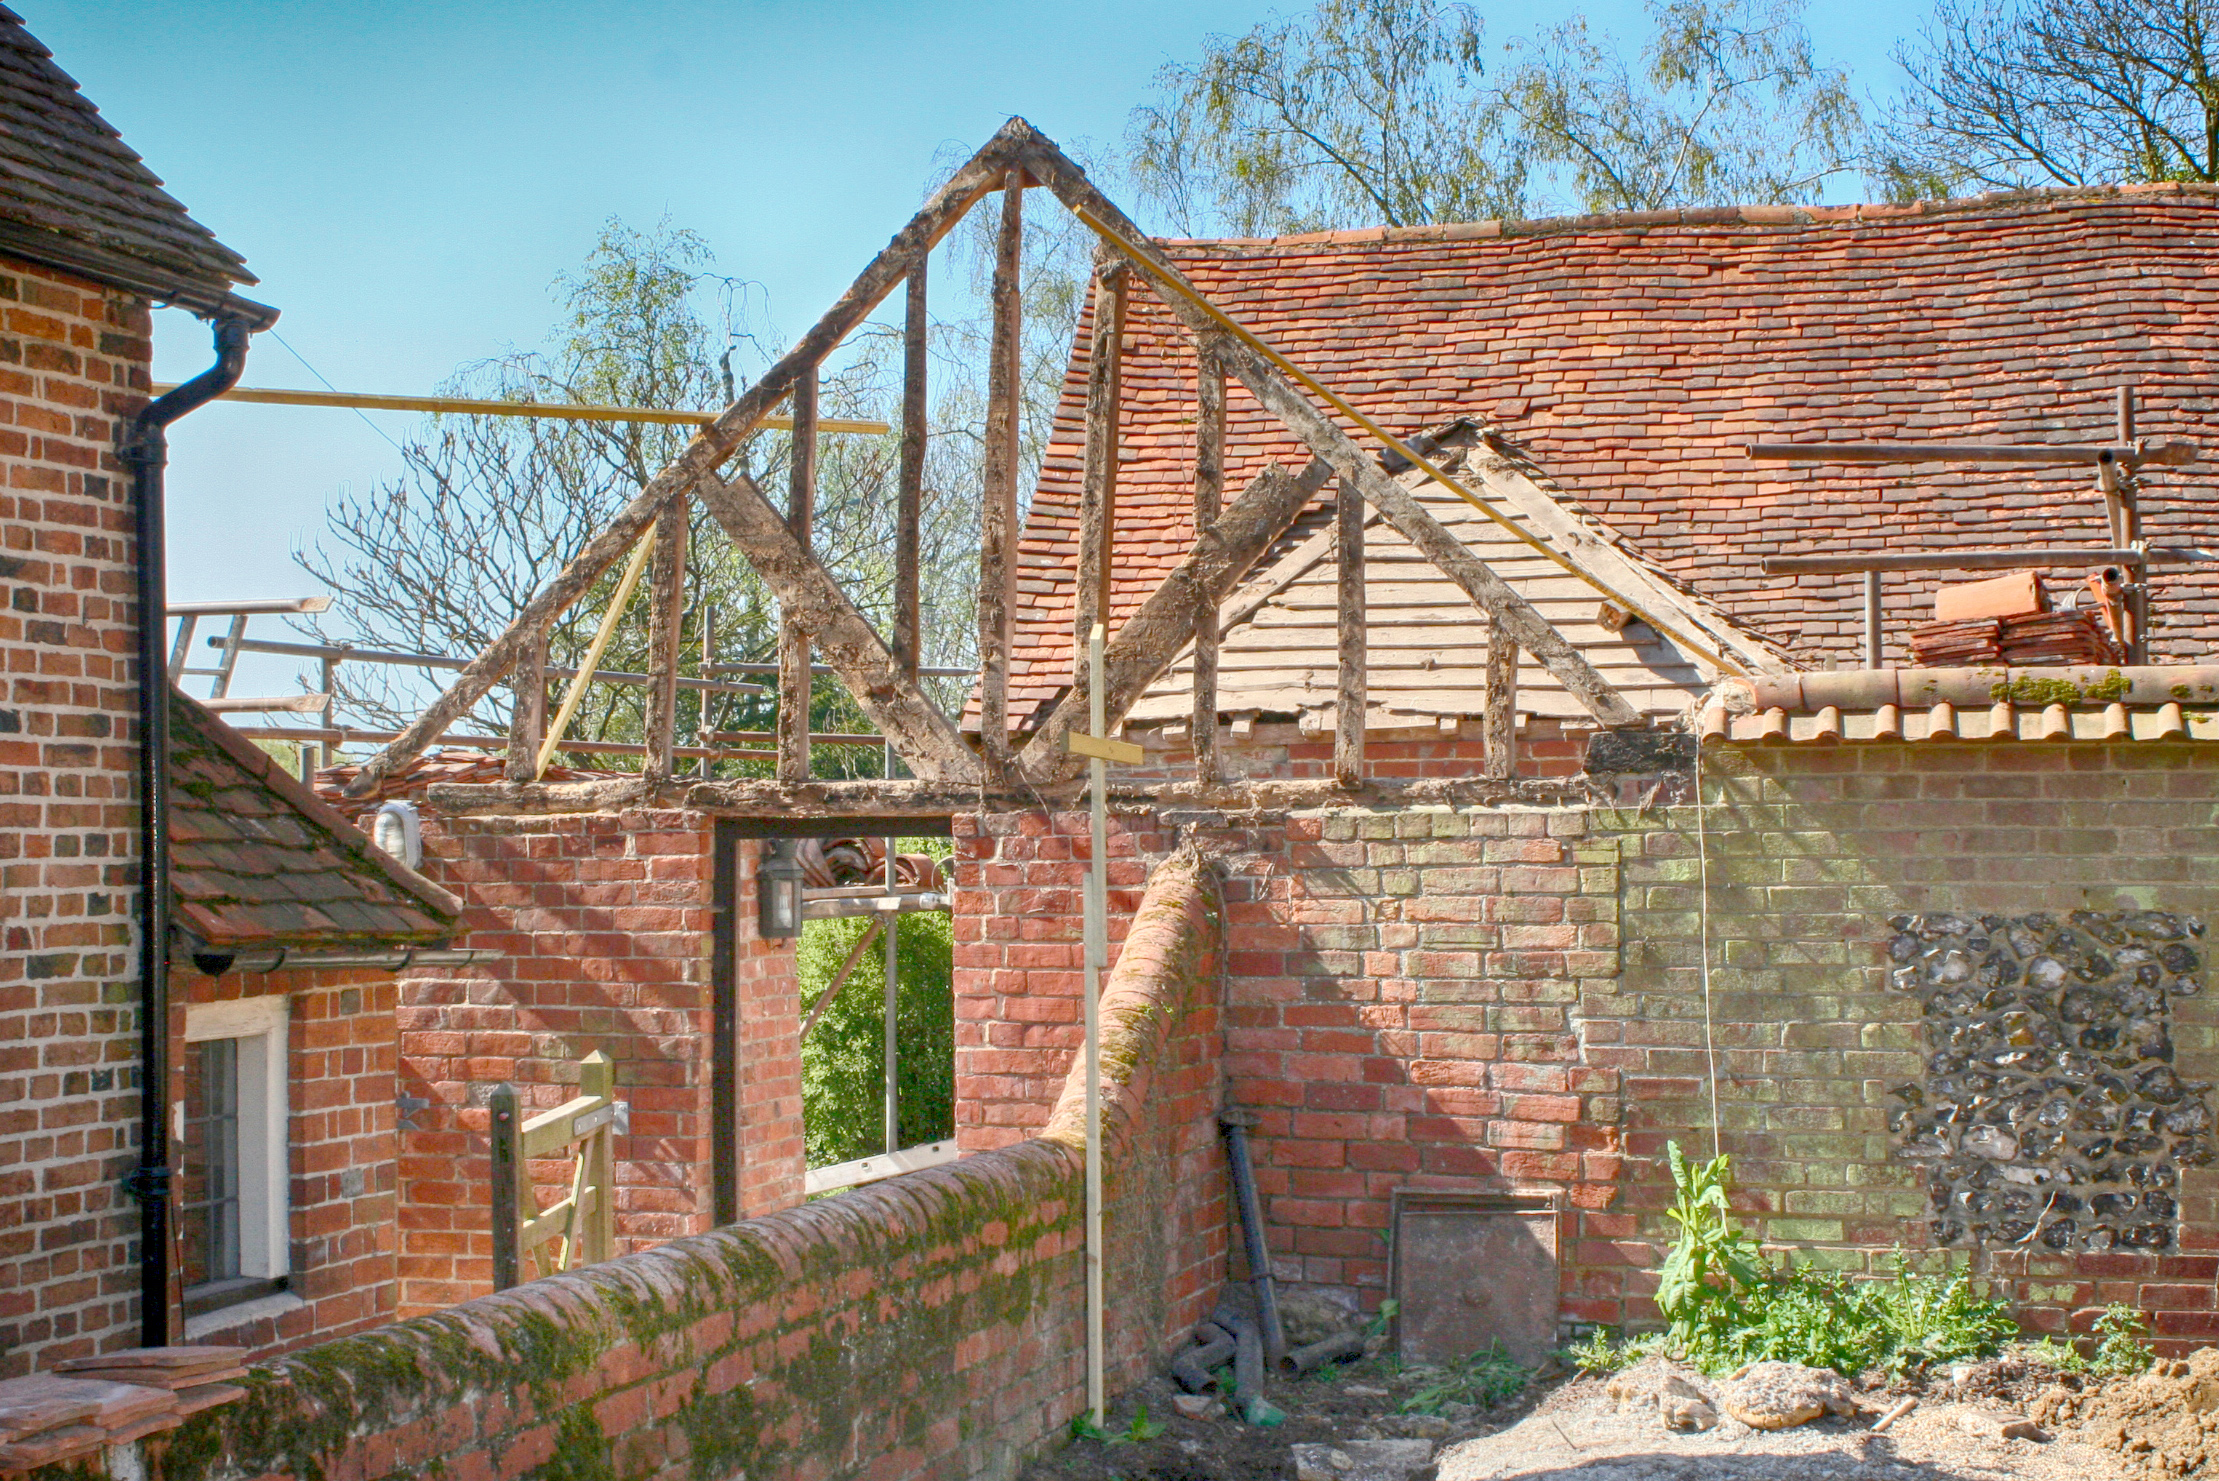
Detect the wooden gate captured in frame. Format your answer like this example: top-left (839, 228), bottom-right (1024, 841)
top-left (489, 1050), bottom-right (619, 1290)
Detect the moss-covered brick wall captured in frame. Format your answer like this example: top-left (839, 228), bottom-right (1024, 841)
top-left (140, 850), bottom-right (1225, 1481)
top-left (1594, 742), bottom-right (2219, 1352)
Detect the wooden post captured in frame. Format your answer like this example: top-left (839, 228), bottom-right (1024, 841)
top-left (1192, 339), bottom-right (1224, 784)
top-left (489, 1082), bottom-right (521, 1292)
top-left (643, 507), bottom-right (687, 781)
top-left (1334, 476), bottom-right (1364, 789)
top-left (579, 1050), bottom-right (617, 1267)
top-left (896, 260), bottom-right (927, 681)
top-left (1077, 260), bottom-right (1125, 702)
top-left (1863, 570), bottom-right (1883, 670)
top-left (1484, 617), bottom-right (1518, 780)
top-left (318, 655), bottom-right (338, 769)
top-left (779, 368), bottom-right (818, 783)
top-left (977, 169), bottom-right (1024, 778)
top-left (505, 632), bottom-right (548, 782)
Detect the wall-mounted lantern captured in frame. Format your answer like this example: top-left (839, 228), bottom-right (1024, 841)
top-left (370, 801), bottom-right (423, 870)
top-left (757, 838), bottom-right (803, 939)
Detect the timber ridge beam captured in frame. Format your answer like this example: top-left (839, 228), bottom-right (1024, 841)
top-left (344, 117), bottom-right (1648, 802)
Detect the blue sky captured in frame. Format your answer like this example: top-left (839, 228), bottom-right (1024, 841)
top-left (33, 0), bottom-right (1932, 656)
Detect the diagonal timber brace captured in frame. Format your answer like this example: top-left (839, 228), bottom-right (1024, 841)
top-left (1018, 457), bottom-right (1333, 782)
top-left (693, 471), bottom-right (980, 782)
top-left (341, 123), bottom-right (1028, 797)
top-left (1014, 132), bottom-right (1641, 732)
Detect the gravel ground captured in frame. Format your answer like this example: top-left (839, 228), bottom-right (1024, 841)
top-left (1435, 1375), bottom-right (2132, 1481)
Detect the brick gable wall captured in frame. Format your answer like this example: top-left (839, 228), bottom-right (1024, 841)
top-left (0, 257), bottom-right (148, 1377)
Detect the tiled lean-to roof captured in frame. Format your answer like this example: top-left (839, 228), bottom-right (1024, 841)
top-left (999, 186), bottom-right (2219, 733)
top-left (1699, 666), bottom-right (2219, 745)
top-left (0, 5), bottom-right (256, 306)
top-left (168, 690), bottom-right (462, 952)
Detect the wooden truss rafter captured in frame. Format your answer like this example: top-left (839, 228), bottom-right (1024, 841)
top-left (345, 118), bottom-right (1689, 804)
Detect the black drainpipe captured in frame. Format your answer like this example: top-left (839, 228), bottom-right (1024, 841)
top-left (123, 314), bottom-right (254, 1347)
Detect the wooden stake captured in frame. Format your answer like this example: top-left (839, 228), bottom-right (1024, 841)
top-left (1077, 260), bottom-right (1126, 701)
top-left (1484, 616), bottom-right (1517, 780)
top-left (1334, 475), bottom-right (1364, 789)
top-left (1193, 339), bottom-right (1224, 785)
top-left (694, 469), bottom-right (979, 782)
top-left (505, 630), bottom-right (548, 783)
top-left (643, 507), bottom-right (687, 781)
top-left (780, 367), bottom-right (818, 783)
top-left (341, 123), bottom-right (1023, 798)
top-left (536, 536), bottom-right (654, 778)
top-left (977, 169), bottom-right (1024, 778)
top-left (896, 260), bottom-right (927, 680)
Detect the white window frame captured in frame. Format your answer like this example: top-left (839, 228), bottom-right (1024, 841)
top-left (181, 995), bottom-right (290, 1286)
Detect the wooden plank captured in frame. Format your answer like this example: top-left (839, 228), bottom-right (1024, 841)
top-left (1193, 338), bottom-right (1225, 784)
top-left (1015, 457), bottom-right (1335, 781)
top-left (1764, 547), bottom-right (2175, 576)
top-left (1484, 616), bottom-right (1517, 780)
top-left (895, 259), bottom-right (927, 679)
top-left (779, 366), bottom-right (818, 783)
top-left (693, 469), bottom-right (979, 781)
top-left (1334, 476), bottom-right (1364, 789)
top-left (803, 1137), bottom-right (961, 1196)
top-left (340, 123), bottom-right (1022, 797)
top-left (643, 508), bottom-right (687, 781)
top-left (1076, 261), bottom-right (1125, 701)
top-left (1014, 138), bottom-right (1636, 728)
top-left (1745, 440), bottom-right (2192, 468)
top-left (976, 169), bottom-right (1025, 779)
top-left (801, 918), bottom-right (883, 1040)
top-left (678, 776), bottom-right (1044, 818)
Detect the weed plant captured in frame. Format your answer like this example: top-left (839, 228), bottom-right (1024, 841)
top-left (2023, 1304), bottom-right (2154, 1376)
top-left (1591, 1142), bottom-right (2019, 1377)
top-left (1399, 1343), bottom-right (1530, 1415)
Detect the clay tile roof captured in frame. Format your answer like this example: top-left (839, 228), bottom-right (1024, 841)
top-left (1699, 664), bottom-right (2219, 744)
top-left (0, 6), bottom-right (255, 307)
top-left (1001, 189), bottom-right (2219, 721)
top-left (168, 690), bottom-right (462, 952)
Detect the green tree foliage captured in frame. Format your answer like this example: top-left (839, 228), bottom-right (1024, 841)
top-left (798, 904), bottom-right (955, 1168)
top-left (1126, 0), bottom-right (1862, 233)
top-left (1882, 0), bottom-right (2219, 196)
top-left (1503, 0), bottom-right (1862, 212)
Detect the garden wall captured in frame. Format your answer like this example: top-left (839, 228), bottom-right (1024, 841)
top-left (149, 849), bottom-right (1225, 1481)
top-left (955, 738), bottom-right (2219, 1355)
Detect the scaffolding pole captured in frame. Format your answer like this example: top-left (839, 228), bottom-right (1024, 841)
top-left (1083, 621), bottom-right (1108, 1428)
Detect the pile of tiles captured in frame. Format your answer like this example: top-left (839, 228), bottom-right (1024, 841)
top-left (1907, 609), bottom-right (2124, 666)
top-left (0, 1347), bottom-right (245, 1470)
top-left (1887, 910), bottom-right (2213, 1252)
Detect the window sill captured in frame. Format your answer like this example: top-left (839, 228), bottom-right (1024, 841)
top-left (184, 1290), bottom-right (305, 1341)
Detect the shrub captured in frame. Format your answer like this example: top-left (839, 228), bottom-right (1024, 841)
top-left (798, 843), bottom-right (955, 1167)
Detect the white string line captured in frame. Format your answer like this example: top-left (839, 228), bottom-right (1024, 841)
top-left (1693, 742), bottom-right (1724, 1160)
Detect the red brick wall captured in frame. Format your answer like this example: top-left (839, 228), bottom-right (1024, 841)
top-left (172, 966), bottom-right (401, 1358)
top-left (0, 258), bottom-right (151, 1377)
top-left (165, 850), bottom-right (1226, 1481)
top-left (391, 808), bottom-right (802, 1316)
top-left (1102, 717), bottom-right (1591, 787)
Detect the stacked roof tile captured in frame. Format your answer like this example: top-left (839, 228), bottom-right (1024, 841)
top-left (1003, 187), bottom-right (2219, 728)
top-left (0, 5), bottom-right (254, 305)
top-left (168, 691), bottom-right (461, 952)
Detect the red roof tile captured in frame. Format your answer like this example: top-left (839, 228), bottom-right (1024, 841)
top-left (168, 691), bottom-right (461, 951)
top-left (1000, 187), bottom-right (2219, 732)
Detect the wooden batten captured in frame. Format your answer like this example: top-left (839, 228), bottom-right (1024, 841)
top-left (896, 259), bottom-right (927, 680)
top-left (1334, 475), bottom-right (1364, 788)
top-left (1484, 615), bottom-right (1517, 779)
top-left (1193, 338), bottom-right (1225, 785)
top-left (341, 126), bottom-right (1023, 798)
top-left (1077, 261), bottom-right (1126, 700)
top-left (643, 508), bottom-right (688, 780)
top-left (505, 630), bottom-right (549, 783)
top-left (976, 169), bottom-right (1025, 777)
top-left (779, 368), bottom-right (819, 783)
